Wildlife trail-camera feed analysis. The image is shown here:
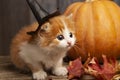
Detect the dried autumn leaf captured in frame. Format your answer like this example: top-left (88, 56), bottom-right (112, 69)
top-left (102, 55), bottom-right (117, 79)
top-left (67, 57), bottom-right (84, 79)
top-left (112, 74), bottom-right (120, 80)
top-left (86, 54), bottom-right (118, 80)
top-left (84, 57), bottom-right (102, 77)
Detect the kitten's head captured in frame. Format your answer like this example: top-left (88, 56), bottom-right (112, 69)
top-left (27, 0), bottom-right (76, 50)
top-left (37, 15), bottom-right (76, 50)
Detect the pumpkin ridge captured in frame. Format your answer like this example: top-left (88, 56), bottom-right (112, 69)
top-left (75, 3), bottom-right (91, 57)
top-left (103, 1), bottom-right (120, 54)
top-left (105, 1), bottom-right (119, 49)
top-left (102, 0), bottom-right (117, 41)
top-left (83, 3), bottom-right (95, 56)
top-left (92, 1), bottom-right (112, 55)
top-left (90, 2), bottom-right (96, 56)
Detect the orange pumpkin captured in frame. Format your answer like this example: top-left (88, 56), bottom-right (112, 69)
top-left (64, 0), bottom-right (120, 61)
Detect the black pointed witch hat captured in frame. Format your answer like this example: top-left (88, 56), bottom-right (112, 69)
top-left (26, 0), bottom-right (61, 35)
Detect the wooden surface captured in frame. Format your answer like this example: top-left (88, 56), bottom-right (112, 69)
top-left (0, 56), bottom-right (68, 80)
top-left (0, 56), bottom-right (96, 80)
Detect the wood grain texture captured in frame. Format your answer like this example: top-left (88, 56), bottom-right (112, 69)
top-left (0, 0), bottom-right (33, 55)
top-left (0, 56), bottom-right (68, 80)
top-left (0, 56), bottom-right (97, 80)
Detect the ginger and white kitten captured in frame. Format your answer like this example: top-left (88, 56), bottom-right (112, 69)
top-left (10, 15), bottom-right (76, 80)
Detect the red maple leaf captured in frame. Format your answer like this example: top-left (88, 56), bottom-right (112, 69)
top-left (86, 54), bottom-right (118, 80)
top-left (67, 58), bottom-right (84, 79)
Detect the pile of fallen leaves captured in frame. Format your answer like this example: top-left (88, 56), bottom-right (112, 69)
top-left (67, 54), bottom-right (120, 80)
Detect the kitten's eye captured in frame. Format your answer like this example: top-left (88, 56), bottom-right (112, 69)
top-left (57, 35), bottom-right (64, 40)
top-left (69, 32), bottom-right (73, 38)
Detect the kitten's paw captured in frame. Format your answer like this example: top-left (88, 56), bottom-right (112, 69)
top-left (33, 70), bottom-right (47, 80)
top-left (53, 67), bottom-right (68, 76)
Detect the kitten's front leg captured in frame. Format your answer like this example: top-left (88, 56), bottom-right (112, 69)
top-left (52, 58), bottom-right (68, 76)
top-left (27, 63), bottom-right (47, 80)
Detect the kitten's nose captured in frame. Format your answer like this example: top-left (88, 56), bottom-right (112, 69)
top-left (67, 41), bottom-right (71, 46)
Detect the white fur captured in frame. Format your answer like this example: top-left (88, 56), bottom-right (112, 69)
top-left (53, 67), bottom-right (68, 76)
top-left (33, 70), bottom-right (47, 80)
top-left (19, 42), bottom-right (66, 68)
top-left (58, 18), bottom-right (76, 49)
top-left (19, 42), bottom-right (67, 80)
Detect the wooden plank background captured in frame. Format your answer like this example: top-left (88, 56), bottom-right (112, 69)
top-left (0, 0), bottom-right (120, 55)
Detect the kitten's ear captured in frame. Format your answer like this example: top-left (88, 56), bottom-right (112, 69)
top-left (67, 13), bottom-right (73, 20)
top-left (40, 23), bottom-right (51, 32)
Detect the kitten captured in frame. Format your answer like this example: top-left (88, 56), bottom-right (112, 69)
top-left (10, 15), bottom-right (76, 80)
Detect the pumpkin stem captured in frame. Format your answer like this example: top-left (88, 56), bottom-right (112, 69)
top-left (85, 0), bottom-right (98, 2)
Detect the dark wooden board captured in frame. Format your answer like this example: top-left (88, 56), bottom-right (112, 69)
top-left (0, 56), bottom-right (68, 80)
top-left (0, 56), bottom-right (97, 80)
